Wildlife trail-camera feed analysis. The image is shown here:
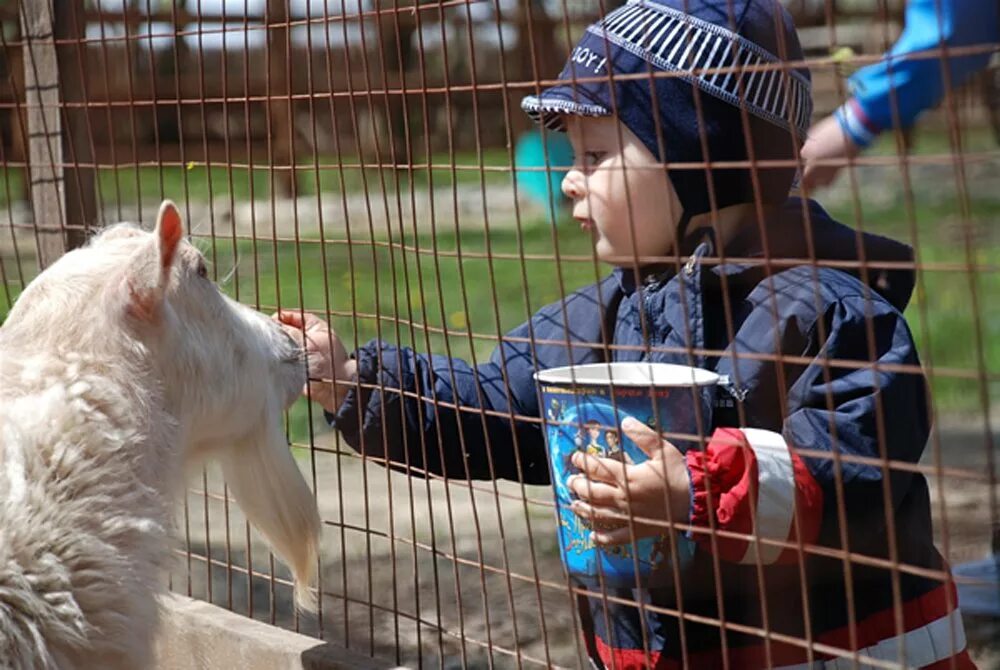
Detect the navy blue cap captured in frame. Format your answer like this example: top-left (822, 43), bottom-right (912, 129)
top-left (522, 0), bottom-right (812, 219)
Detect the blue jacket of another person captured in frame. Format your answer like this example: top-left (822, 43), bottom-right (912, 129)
top-left (836, 0), bottom-right (999, 147)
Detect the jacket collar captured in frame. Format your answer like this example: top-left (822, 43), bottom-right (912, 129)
top-left (612, 228), bottom-right (717, 294)
top-left (611, 198), bottom-right (916, 311)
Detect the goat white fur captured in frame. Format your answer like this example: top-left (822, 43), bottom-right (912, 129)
top-left (0, 202), bottom-right (321, 669)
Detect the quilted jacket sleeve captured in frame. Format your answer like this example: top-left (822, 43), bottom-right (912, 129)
top-left (328, 276), bottom-right (621, 483)
top-left (687, 292), bottom-right (928, 565)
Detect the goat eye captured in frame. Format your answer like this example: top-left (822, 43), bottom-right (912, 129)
top-left (196, 262), bottom-right (208, 279)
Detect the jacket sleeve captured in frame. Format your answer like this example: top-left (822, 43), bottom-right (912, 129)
top-left (326, 340), bottom-right (549, 483)
top-left (327, 276), bottom-right (621, 484)
top-left (835, 0), bottom-right (998, 147)
top-left (686, 295), bottom-right (929, 565)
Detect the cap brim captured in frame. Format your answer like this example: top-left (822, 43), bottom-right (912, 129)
top-left (521, 87), bottom-right (611, 131)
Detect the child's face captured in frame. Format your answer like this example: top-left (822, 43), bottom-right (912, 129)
top-left (562, 116), bottom-right (681, 265)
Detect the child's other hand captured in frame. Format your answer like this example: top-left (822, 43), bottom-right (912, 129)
top-left (273, 310), bottom-right (356, 413)
top-left (566, 417), bottom-right (690, 546)
top-left (800, 113), bottom-right (861, 191)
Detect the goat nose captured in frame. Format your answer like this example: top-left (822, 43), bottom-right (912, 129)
top-left (278, 329), bottom-right (303, 365)
top-left (279, 326), bottom-right (300, 350)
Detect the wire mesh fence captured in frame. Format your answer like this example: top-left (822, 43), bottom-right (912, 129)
top-left (0, 0), bottom-right (998, 668)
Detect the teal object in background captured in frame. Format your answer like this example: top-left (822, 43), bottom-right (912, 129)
top-left (513, 130), bottom-right (574, 224)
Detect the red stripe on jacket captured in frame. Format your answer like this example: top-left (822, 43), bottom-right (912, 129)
top-left (589, 575), bottom-right (972, 668)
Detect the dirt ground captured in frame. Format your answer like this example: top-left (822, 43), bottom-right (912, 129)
top-left (172, 418), bottom-right (1000, 669)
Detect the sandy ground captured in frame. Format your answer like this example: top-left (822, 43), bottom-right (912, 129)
top-left (172, 435), bottom-right (583, 669)
top-left (170, 418), bottom-right (1000, 670)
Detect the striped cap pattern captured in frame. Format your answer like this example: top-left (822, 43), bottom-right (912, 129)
top-left (524, 0), bottom-right (812, 138)
top-left (526, 98), bottom-right (612, 131)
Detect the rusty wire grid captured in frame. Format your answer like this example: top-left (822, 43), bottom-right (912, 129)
top-left (0, 0), bottom-right (998, 668)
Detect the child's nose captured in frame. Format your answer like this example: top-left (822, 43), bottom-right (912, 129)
top-left (561, 169), bottom-right (586, 200)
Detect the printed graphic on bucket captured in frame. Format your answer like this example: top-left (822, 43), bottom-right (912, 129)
top-left (536, 362), bottom-right (718, 587)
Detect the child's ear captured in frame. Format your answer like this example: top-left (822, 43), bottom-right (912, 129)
top-left (123, 200), bottom-right (184, 323)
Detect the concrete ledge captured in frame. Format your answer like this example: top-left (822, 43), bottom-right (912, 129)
top-left (155, 593), bottom-right (395, 670)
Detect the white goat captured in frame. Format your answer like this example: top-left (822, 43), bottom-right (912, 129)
top-left (0, 201), bottom-right (321, 669)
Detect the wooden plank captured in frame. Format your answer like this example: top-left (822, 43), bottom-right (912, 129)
top-left (19, 0), bottom-right (65, 269)
top-left (155, 593), bottom-right (389, 670)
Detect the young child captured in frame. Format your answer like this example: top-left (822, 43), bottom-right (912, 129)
top-left (278, 0), bottom-right (972, 666)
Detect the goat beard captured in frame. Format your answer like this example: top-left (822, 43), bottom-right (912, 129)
top-left (217, 417), bottom-right (321, 611)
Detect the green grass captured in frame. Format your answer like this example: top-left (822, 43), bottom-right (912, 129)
top-left (0, 148), bottom-right (514, 210)
top-left (903, 227), bottom-right (1000, 414)
top-left (1, 126), bottom-right (988, 209)
top-left (866, 125), bottom-right (997, 158)
top-left (205, 220), bottom-right (602, 443)
top-left (2, 139), bottom-right (997, 432)
top-left (203, 220), bottom-right (599, 354)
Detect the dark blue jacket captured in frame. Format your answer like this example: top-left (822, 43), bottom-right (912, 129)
top-left (331, 198), bottom-right (969, 668)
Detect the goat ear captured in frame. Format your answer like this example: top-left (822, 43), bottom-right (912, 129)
top-left (124, 200), bottom-right (184, 323)
top-left (154, 199), bottom-right (184, 283)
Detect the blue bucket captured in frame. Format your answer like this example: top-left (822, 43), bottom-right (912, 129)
top-left (513, 129), bottom-right (574, 222)
top-left (534, 362), bottom-right (719, 587)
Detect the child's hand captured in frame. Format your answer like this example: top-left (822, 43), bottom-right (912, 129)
top-left (273, 310), bottom-right (356, 413)
top-left (566, 417), bottom-right (690, 546)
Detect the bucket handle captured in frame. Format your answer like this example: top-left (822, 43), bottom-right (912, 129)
top-left (716, 374), bottom-right (748, 402)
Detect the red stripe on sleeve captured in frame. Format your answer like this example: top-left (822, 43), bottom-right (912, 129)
top-left (774, 449), bottom-right (824, 563)
top-left (849, 97), bottom-right (882, 135)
